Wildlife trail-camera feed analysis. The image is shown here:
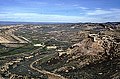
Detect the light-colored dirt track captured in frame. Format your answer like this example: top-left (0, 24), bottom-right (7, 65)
top-left (30, 56), bottom-right (67, 79)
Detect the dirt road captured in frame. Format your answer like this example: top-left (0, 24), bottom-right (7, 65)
top-left (30, 56), bottom-right (67, 79)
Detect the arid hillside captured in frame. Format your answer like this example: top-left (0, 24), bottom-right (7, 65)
top-left (0, 28), bottom-right (30, 47)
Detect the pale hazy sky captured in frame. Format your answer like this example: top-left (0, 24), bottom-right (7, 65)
top-left (0, 0), bottom-right (120, 22)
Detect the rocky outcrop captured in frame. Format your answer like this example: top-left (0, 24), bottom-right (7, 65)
top-left (0, 29), bottom-right (30, 47)
top-left (57, 33), bottom-right (120, 72)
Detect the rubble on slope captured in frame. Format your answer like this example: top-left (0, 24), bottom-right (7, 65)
top-left (56, 33), bottom-right (120, 72)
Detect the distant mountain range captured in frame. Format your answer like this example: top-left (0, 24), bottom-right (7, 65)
top-left (0, 21), bottom-right (69, 25)
top-left (0, 21), bottom-right (120, 25)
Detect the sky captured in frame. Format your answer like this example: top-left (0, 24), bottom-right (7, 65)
top-left (0, 0), bottom-right (120, 23)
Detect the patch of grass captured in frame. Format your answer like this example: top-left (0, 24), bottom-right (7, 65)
top-left (0, 44), bottom-right (39, 57)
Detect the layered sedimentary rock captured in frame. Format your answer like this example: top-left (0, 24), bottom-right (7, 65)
top-left (0, 29), bottom-right (30, 47)
top-left (56, 33), bottom-right (120, 72)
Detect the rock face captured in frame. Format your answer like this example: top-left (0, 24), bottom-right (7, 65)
top-left (0, 29), bottom-right (30, 47)
top-left (57, 33), bottom-right (119, 71)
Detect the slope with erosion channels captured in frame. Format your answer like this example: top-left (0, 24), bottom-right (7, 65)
top-left (0, 29), bottom-right (30, 47)
top-left (37, 30), bottom-right (120, 79)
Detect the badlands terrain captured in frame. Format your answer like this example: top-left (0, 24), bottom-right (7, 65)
top-left (0, 22), bottom-right (120, 79)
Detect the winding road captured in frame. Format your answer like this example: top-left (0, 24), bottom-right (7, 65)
top-left (30, 56), bottom-right (67, 79)
top-left (0, 47), bottom-right (67, 79)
